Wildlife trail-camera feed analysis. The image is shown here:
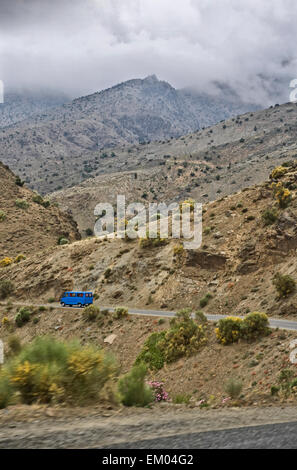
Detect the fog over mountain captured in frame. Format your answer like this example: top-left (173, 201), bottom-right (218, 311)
top-left (1, 0), bottom-right (297, 105)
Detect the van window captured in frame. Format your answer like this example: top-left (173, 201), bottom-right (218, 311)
top-left (77, 293), bottom-right (83, 297)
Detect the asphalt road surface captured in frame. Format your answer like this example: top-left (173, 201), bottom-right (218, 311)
top-left (106, 421), bottom-right (297, 449)
top-left (7, 302), bottom-right (297, 332)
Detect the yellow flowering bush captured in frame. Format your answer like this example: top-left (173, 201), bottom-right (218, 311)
top-left (14, 254), bottom-right (26, 263)
top-left (216, 313), bottom-right (270, 344)
top-left (270, 166), bottom-right (288, 180)
top-left (179, 199), bottom-right (196, 212)
top-left (271, 182), bottom-right (292, 208)
top-left (10, 361), bottom-right (39, 404)
top-left (0, 257), bottom-right (13, 268)
top-left (240, 312), bottom-right (270, 340)
top-left (0, 337), bottom-right (118, 407)
top-left (139, 231), bottom-right (168, 248)
top-left (1, 316), bottom-right (10, 326)
top-left (215, 316), bottom-right (243, 345)
top-left (173, 244), bottom-right (184, 256)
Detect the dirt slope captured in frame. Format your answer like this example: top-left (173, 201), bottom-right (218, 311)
top-left (0, 162), bottom-right (80, 258)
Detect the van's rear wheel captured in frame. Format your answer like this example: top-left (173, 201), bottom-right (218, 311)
top-left (61, 302), bottom-right (65, 307)
top-left (78, 303), bottom-right (82, 308)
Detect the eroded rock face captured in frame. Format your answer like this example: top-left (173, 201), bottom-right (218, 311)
top-left (185, 250), bottom-right (227, 270)
top-left (238, 243), bottom-right (256, 261)
top-left (236, 260), bottom-right (259, 274)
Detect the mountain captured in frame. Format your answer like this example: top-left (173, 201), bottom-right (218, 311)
top-left (0, 162), bottom-right (80, 259)
top-left (0, 75), bottom-right (259, 193)
top-left (49, 100), bottom-right (297, 234)
top-left (0, 89), bottom-right (70, 128)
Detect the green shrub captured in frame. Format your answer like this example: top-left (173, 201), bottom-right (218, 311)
top-left (58, 237), bottom-right (69, 245)
top-left (0, 336), bottom-right (117, 406)
top-left (104, 268), bottom-right (112, 278)
top-left (8, 336), bottom-right (22, 355)
top-left (135, 332), bottom-right (166, 370)
top-left (0, 280), bottom-right (14, 299)
top-left (15, 176), bottom-right (24, 187)
top-left (0, 210), bottom-right (6, 222)
top-left (262, 208), bottom-right (278, 226)
top-left (273, 273), bottom-right (296, 298)
top-left (118, 364), bottom-right (153, 407)
top-left (32, 193), bottom-right (50, 208)
top-left (83, 305), bottom-right (100, 322)
top-left (14, 254), bottom-right (26, 263)
top-left (172, 393), bottom-right (191, 404)
top-left (195, 310), bottom-right (207, 324)
top-left (15, 307), bottom-right (32, 327)
top-left (0, 374), bottom-right (12, 409)
top-left (278, 368), bottom-right (294, 383)
top-left (199, 293), bottom-right (213, 308)
top-left (48, 297), bottom-right (55, 303)
top-left (136, 309), bottom-right (207, 369)
top-left (113, 307), bottom-right (128, 319)
top-left (15, 199), bottom-right (29, 210)
top-left (224, 378), bottom-right (243, 399)
top-left (85, 228), bottom-right (93, 237)
top-left (270, 385), bottom-right (280, 396)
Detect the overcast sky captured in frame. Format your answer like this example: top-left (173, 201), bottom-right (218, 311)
top-left (1, 0), bottom-right (297, 104)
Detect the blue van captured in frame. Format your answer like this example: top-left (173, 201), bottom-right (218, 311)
top-left (60, 291), bottom-right (93, 307)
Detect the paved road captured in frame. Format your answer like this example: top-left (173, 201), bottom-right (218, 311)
top-left (4, 302), bottom-right (297, 332)
top-left (106, 421), bottom-right (297, 449)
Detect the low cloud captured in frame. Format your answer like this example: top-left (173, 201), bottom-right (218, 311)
top-left (1, 0), bottom-right (297, 104)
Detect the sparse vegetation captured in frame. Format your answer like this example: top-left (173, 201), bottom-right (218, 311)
top-left (113, 307), bottom-right (129, 319)
top-left (118, 364), bottom-right (153, 407)
top-left (0, 280), bottom-right (14, 299)
top-left (262, 208), bottom-right (278, 226)
top-left (32, 193), bottom-right (50, 208)
top-left (273, 273), bottom-right (296, 298)
top-left (199, 293), bottom-right (213, 308)
top-left (14, 254), bottom-right (26, 263)
top-left (15, 199), bottom-right (29, 210)
top-left (172, 393), bottom-right (191, 404)
top-left (82, 305), bottom-right (100, 322)
top-left (0, 210), bottom-right (6, 222)
top-left (15, 306), bottom-right (32, 327)
top-left (58, 237), bottom-right (69, 245)
top-left (224, 378), bottom-right (243, 399)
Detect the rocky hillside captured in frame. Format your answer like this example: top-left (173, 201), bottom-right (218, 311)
top-left (0, 90), bottom-right (69, 128)
top-left (0, 76), bottom-right (258, 193)
top-left (50, 101), bottom-right (297, 234)
top-left (3, 162), bottom-right (297, 319)
top-left (0, 162), bottom-right (80, 258)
